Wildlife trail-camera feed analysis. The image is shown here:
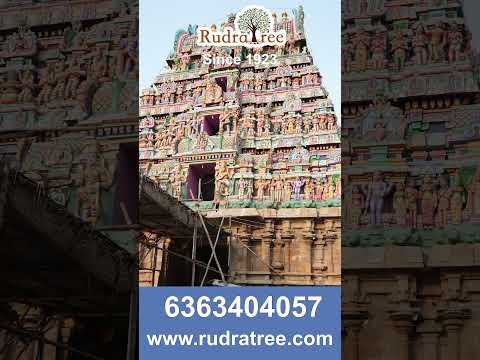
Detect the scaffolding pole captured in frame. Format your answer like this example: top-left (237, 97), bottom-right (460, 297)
top-left (197, 212), bottom-right (226, 284)
top-left (200, 216), bottom-right (225, 286)
top-left (191, 217), bottom-right (198, 286)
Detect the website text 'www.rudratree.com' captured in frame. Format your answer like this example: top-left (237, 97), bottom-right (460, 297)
top-left (146, 331), bottom-right (333, 347)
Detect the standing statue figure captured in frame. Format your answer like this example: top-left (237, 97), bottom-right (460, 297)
top-left (284, 179), bottom-right (293, 201)
top-left (204, 78), bottom-right (223, 105)
top-left (436, 175), bottom-right (452, 228)
top-left (292, 177), bottom-right (305, 201)
top-left (364, 171), bottom-right (392, 226)
top-left (255, 179), bottom-right (268, 201)
top-left (304, 179), bottom-right (313, 200)
top-left (354, 29), bottom-right (370, 72)
top-left (393, 182), bottom-right (407, 226)
top-left (450, 177), bottom-right (465, 225)
top-left (405, 178), bottom-right (419, 229)
top-left (315, 179), bottom-right (324, 201)
top-left (214, 161), bottom-right (231, 202)
top-left (413, 24), bottom-right (428, 65)
top-left (342, 34), bottom-right (354, 73)
top-left (350, 185), bottom-right (364, 228)
top-left (17, 70), bottom-right (35, 103)
top-left (391, 28), bottom-right (408, 71)
top-left (466, 167), bottom-right (480, 220)
top-left (64, 56), bottom-right (84, 99)
top-left (420, 175), bottom-right (437, 229)
top-left (116, 22), bottom-right (138, 79)
top-left (237, 177), bottom-right (247, 200)
top-left (371, 30), bottom-right (386, 70)
top-left (448, 24), bottom-right (464, 63)
top-left (428, 22), bottom-right (446, 62)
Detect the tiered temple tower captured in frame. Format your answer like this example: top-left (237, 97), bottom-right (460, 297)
top-left (139, 6), bottom-right (341, 285)
top-left (342, 0), bottom-right (480, 358)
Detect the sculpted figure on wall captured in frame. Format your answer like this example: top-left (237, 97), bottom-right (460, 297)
top-left (447, 23), bottom-right (464, 63)
top-left (17, 70), bottom-right (35, 103)
top-left (292, 177), bottom-right (305, 201)
top-left (450, 175), bottom-right (465, 225)
top-left (466, 167), bottom-right (480, 220)
top-left (436, 175), bottom-right (452, 228)
top-left (116, 22), bottom-right (138, 79)
top-left (420, 175), bottom-right (437, 229)
top-left (405, 178), bottom-right (419, 229)
top-left (353, 29), bottom-right (369, 72)
top-left (428, 22), bottom-right (446, 62)
top-left (364, 171), bottom-right (392, 226)
top-left (413, 23), bottom-right (428, 65)
top-left (342, 34), bottom-right (353, 73)
top-left (391, 28), bottom-right (407, 71)
top-left (215, 161), bottom-right (231, 202)
top-left (64, 56), bottom-right (84, 99)
top-left (204, 78), bottom-right (223, 105)
top-left (371, 30), bottom-right (386, 70)
top-left (349, 185), bottom-right (364, 228)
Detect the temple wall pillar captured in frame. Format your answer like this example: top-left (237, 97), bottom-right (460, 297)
top-left (389, 310), bottom-right (417, 360)
top-left (342, 310), bottom-right (368, 360)
top-left (438, 309), bottom-right (470, 360)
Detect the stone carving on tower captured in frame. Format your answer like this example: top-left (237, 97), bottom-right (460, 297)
top-left (139, 6), bottom-right (341, 285)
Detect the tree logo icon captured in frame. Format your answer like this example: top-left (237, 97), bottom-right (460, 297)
top-left (235, 6), bottom-right (273, 44)
top-left (196, 5), bottom-right (286, 48)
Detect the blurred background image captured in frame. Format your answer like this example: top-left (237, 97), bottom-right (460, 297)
top-left (342, 0), bottom-right (480, 359)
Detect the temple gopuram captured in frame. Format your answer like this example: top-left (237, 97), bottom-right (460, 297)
top-left (139, 6), bottom-right (341, 286)
top-left (0, 1), bottom-right (138, 359)
top-left (342, 0), bottom-right (480, 359)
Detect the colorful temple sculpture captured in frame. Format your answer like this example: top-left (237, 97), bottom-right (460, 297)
top-left (342, 0), bottom-right (480, 359)
top-left (0, 1), bottom-right (138, 359)
top-left (139, 6), bottom-right (341, 285)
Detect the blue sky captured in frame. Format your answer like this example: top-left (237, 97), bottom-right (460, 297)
top-left (140, 0), bottom-right (341, 117)
top-left (140, 0), bottom-right (480, 119)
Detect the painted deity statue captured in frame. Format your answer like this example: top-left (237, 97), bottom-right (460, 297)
top-left (17, 70), bottom-right (35, 103)
top-left (450, 179), bottom-right (465, 225)
top-left (304, 179), bottom-right (313, 200)
top-left (77, 154), bottom-right (113, 224)
top-left (315, 179), bottom-right (324, 201)
top-left (364, 171), bottom-right (392, 226)
top-left (292, 177), bottom-right (305, 201)
top-left (466, 167), bottom-right (480, 220)
top-left (349, 185), bottom-right (364, 228)
top-left (420, 175), bottom-right (437, 229)
top-left (354, 29), bottom-right (370, 72)
top-left (428, 23), bottom-right (446, 62)
top-left (204, 78), bottom-right (223, 105)
top-left (255, 178), bottom-right (269, 201)
top-left (448, 24), bottom-right (464, 63)
top-left (393, 182), bottom-right (407, 226)
top-left (413, 24), bottom-right (428, 65)
top-left (436, 175), bottom-right (452, 228)
top-left (214, 161), bottom-right (231, 202)
top-left (371, 30), bottom-right (386, 70)
top-left (342, 34), bottom-right (354, 73)
top-left (116, 22), bottom-right (138, 78)
top-left (284, 180), bottom-right (293, 201)
top-left (405, 178), bottom-right (419, 229)
top-left (391, 28), bottom-right (408, 71)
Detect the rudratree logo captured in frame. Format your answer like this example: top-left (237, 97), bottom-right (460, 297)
top-left (197, 5), bottom-right (286, 48)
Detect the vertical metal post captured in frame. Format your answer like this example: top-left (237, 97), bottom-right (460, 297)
top-left (126, 275), bottom-right (138, 360)
top-left (198, 177), bottom-right (202, 200)
top-left (191, 217), bottom-right (198, 286)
